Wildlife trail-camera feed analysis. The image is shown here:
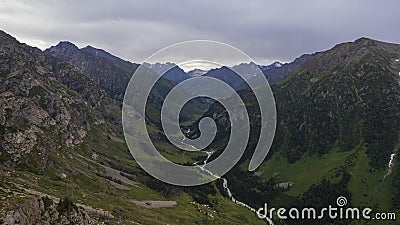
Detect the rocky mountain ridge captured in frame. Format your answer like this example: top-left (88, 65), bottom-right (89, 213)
top-left (45, 42), bottom-right (139, 101)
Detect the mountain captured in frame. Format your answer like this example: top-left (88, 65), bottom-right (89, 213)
top-left (81, 45), bottom-right (135, 73)
top-left (187, 68), bottom-right (207, 77)
top-left (143, 59), bottom-right (304, 90)
top-left (271, 37), bottom-right (400, 166)
top-left (0, 31), bottom-right (121, 223)
top-left (1, 31), bottom-right (265, 224)
top-left (142, 62), bottom-right (190, 84)
top-left (0, 31), bottom-right (112, 161)
top-left (142, 62), bottom-right (177, 75)
top-left (260, 54), bottom-right (315, 83)
top-left (261, 61), bottom-right (283, 70)
top-left (142, 60), bottom-right (303, 91)
top-left (191, 37), bottom-right (400, 219)
top-left (45, 42), bottom-right (139, 101)
top-left (199, 62), bottom-right (266, 91)
top-left (189, 59), bottom-right (311, 91)
top-left (201, 66), bottom-right (246, 90)
top-left (45, 42), bottom-right (209, 128)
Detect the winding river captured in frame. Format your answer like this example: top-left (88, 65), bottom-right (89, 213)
top-left (194, 151), bottom-right (274, 225)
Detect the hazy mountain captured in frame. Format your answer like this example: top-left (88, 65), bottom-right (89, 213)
top-left (231, 62), bottom-right (261, 78)
top-left (189, 59), bottom-right (310, 91)
top-left (261, 61), bottom-right (283, 70)
top-left (142, 62), bottom-right (176, 75)
top-left (142, 60), bottom-right (302, 90)
top-left (260, 54), bottom-right (315, 83)
top-left (142, 62), bottom-right (191, 84)
top-left (187, 68), bottom-right (207, 77)
top-left (143, 60), bottom-right (304, 89)
top-left (201, 66), bottom-right (245, 90)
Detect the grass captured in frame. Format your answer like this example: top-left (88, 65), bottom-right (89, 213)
top-left (258, 148), bottom-right (354, 195)
top-left (257, 140), bottom-right (399, 224)
top-left (347, 143), bottom-right (394, 209)
top-left (2, 164), bottom-right (267, 224)
top-left (153, 142), bottom-right (204, 164)
top-left (0, 115), bottom-right (268, 224)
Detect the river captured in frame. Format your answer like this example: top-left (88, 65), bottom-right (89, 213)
top-left (194, 151), bottom-right (274, 225)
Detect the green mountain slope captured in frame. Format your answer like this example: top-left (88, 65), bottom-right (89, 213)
top-left (195, 37), bottom-right (400, 224)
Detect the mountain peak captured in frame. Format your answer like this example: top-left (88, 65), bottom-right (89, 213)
top-left (83, 45), bottom-right (96, 49)
top-left (81, 45), bottom-right (104, 53)
top-left (187, 68), bottom-right (207, 77)
top-left (51, 41), bottom-right (79, 51)
top-left (80, 45), bottom-right (133, 66)
top-left (353, 37), bottom-right (378, 47)
top-left (272, 61), bottom-right (282, 67)
top-left (0, 30), bottom-right (19, 44)
top-left (355, 37), bottom-right (373, 41)
top-left (0, 30), bottom-right (10, 37)
top-left (57, 41), bottom-right (78, 47)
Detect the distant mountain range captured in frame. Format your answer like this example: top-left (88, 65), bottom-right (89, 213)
top-left (46, 41), bottom-right (314, 90)
top-left (141, 57), bottom-right (312, 88)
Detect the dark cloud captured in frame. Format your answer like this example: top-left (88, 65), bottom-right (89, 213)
top-left (1, 0), bottom-right (399, 65)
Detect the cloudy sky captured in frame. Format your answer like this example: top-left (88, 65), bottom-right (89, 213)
top-left (1, 0), bottom-right (399, 65)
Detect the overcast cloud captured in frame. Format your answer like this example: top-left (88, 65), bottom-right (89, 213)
top-left (0, 0), bottom-right (399, 65)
